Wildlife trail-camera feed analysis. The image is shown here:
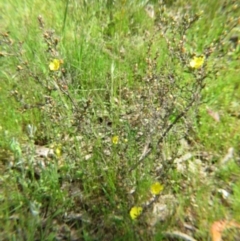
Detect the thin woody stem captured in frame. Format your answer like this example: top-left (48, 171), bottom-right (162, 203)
top-left (130, 78), bottom-right (205, 172)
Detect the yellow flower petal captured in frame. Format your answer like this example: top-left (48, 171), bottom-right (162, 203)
top-left (49, 59), bottom-right (61, 71)
top-left (150, 182), bottom-right (164, 195)
top-left (130, 206), bottom-right (143, 220)
top-left (189, 56), bottom-right (205, 69)
top-left (112, 135), bottom-right (119, 144)
top-left (55, 147), bottom-right (62, 157)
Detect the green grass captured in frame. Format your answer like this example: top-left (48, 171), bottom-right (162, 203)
top-left (1, 0), bottom-right (240, 240)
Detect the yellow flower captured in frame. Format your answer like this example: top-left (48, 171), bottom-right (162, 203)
top-left (55, 147), bottom-right (62, 157)
top-left (150, 182), bottom-right (164, 195)
top-left (189, 56), bottom-right (205, 69)
top-left (130, 206), bottom-right (143, 220)
top-left (112, 135), bottom-right (119, 144)
top-left (49, 59), bottom-right (61, 71)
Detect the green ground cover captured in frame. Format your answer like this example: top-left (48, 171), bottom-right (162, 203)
top-left (0, 0), bottom-right (240, 240)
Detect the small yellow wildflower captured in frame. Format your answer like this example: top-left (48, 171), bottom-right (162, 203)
top-left (55, 147), bottom-right (62, 157)
top-left (49, 59), bottom-right (61, 71)
top-left (112, 135), bottom-right (119, 144)
top-left (189, 56), bottom-right (205, 69)
top-left (130, 206), bottom-right (143, 220)
top-left (150, 182), bottom-right (164, 195)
